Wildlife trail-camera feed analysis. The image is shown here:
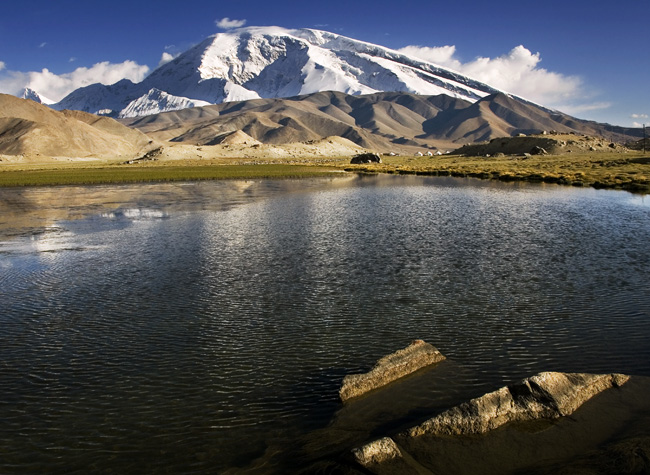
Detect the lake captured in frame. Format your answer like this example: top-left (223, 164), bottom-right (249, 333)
top-left (1, 175), bottom-right (650, 473)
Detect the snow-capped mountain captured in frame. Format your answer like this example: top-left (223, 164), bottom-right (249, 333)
top-left (20, 87), bottom-right (53, 105)
top-left (52, 26), bottom-right (506, 118)
top-left (117, 88), bottom-right (211, 118)
top-left (52, 79), bottom-right (149, 117)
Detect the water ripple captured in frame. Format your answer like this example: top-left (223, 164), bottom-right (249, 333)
top-left (1, 176), bottom-right (650, 472)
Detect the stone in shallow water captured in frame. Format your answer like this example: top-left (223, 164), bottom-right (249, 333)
top-left (351, 371), bottom-right (631, 473)
top-left (339, 340), bottom-right (446, 402)
top-left (406, 371), bottom-right (630, 437)
top-left (351, 437), bottom-right (402, 466)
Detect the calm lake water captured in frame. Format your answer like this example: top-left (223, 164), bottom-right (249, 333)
top-left (1, 175), bottom-right (650, 473)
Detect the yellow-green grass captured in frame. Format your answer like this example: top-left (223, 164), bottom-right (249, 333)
top-left (343, 152), bottom-right (650, 193)
top-left (0, 162), bottom-right (340, 187)
top-left (2, 151), bottom-right (650, 193)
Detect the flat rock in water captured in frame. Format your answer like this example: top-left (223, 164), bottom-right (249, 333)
top-left (339, 340), bottom-right (446, 402)
top-left (351, 371), bottom-right (631, 473)
top-left (351, 437), bottom-right (402, 467)
top-left (406, 371), bottom-right (629, 437)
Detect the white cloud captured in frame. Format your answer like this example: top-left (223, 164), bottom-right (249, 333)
top-left (398, 45), bottom-right (461, 69)
top-left (398, 44), bottom-right (583, 109)
top-left (0, 60), bottom-right (150, 102)
top-left (632, 122), bottom-right (644, 128)
top-left (39, 42), bottom-right (47, 48)
top-left (215, 17), bottom-right (246, 29)
top-left (0, 61), bottom-right (5, 72)
top-left (556, 101), bottom-right (612, 116)
top-left (158, 52), bottom-right (178, 67)
top-left (69, 57), bottom-right (76, 63)
top-left (631, 113), bottom-right (648, 119)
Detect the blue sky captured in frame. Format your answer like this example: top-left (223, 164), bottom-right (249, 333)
top-left (0, 0), bottom-right (647, 127)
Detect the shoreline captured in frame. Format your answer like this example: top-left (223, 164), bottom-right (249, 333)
top-left (0, 162), bottom-right (342, 187)
top-left (346, 151), bottom-right (650, 194)
top-left (1, 150), bottom-right (649, 193)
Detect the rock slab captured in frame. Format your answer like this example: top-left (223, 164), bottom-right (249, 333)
top-left (339, 340), bottom-right (446, 402)
top-left (351, 437), bottom-right (402, 467)
top-left (352, 371), bottom-right (629, 471)
top-left (406, 371), bottom-right (629, 437)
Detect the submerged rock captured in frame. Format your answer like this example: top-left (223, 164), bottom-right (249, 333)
top-left (339, 340), bottom-right (445, 402)
top-left (406, 372), bottom-right (629, 437)
top-left (352, 371), bottom-right (630, 472)
top-left (351, 437), bottom-right (402, 467)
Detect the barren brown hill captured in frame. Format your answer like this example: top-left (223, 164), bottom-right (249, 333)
top-left (209, 130), bottom-right (261, 146)
top-left (125, 91), bottom-right (393, 150)
top-left (121, 91), bottom-right (642, 152)
top-left (0, 94), bottom-right (156, 159)
top-left (628, 136), bottom-right (649, 151)
top-left (420, 93), bottom-right (633, 144)
top-left (454, 133), bottom-right (629, 157)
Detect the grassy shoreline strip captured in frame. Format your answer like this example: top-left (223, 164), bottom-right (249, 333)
top-left (343, 152), bottom-right (650, 194)
top-left (2, 152), bottom-right (649, 193)
top-left (347, 167), bottom-right (650, 193)
top-left (0, 164), bottom-right (340, 187)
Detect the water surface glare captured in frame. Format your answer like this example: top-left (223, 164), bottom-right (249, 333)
top-left (1, 175), bottom-right (650, 472)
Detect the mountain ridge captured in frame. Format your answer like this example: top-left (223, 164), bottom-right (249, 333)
top-left (49, 26), bottom-right (513, 119)
top-left (1, 91), bottom-right (642, 163)
top-left (121, 90), bottom-right (639, 151)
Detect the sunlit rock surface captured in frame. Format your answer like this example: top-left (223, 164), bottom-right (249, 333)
top-left (339, 340), bottom-right (446, 402)
top-left (407, 371), bottom-right (629, 437)
top-left (352, 372), bottom-right (631, 474)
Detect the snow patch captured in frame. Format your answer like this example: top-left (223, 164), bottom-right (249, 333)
top-left (118, 88), bottom-right (211, 118)
top-left (223, 82), bottom-right (261, 102)
top-left (19, 87), bottom-right (54, 105)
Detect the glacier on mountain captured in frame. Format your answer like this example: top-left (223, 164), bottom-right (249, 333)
top-left (118, 89), bottom-right (211, 118)
top-left (49, 26), bottom-right (506, 118)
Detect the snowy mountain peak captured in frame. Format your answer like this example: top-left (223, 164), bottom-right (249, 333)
top-left (52, 26), bottom-right (507, 118)
top-left (20, 87), bottom-right (54, 105)
top-left (118, 88), bottom-right (211, 119)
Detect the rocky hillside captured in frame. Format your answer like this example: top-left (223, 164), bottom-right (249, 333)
top-left (628, 136), bottom-right (649, 151)
top-left (121, 91), bottom-right (642, 153)
top-left (454, 132), bottom-right (630, 156)
top-left (0, 94), bottom-right (156, 159)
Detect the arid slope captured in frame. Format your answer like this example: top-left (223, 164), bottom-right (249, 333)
top-left (0, 94), bottom-right (155, 159)
top-left (121, 91), bottom-right (641, 152)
